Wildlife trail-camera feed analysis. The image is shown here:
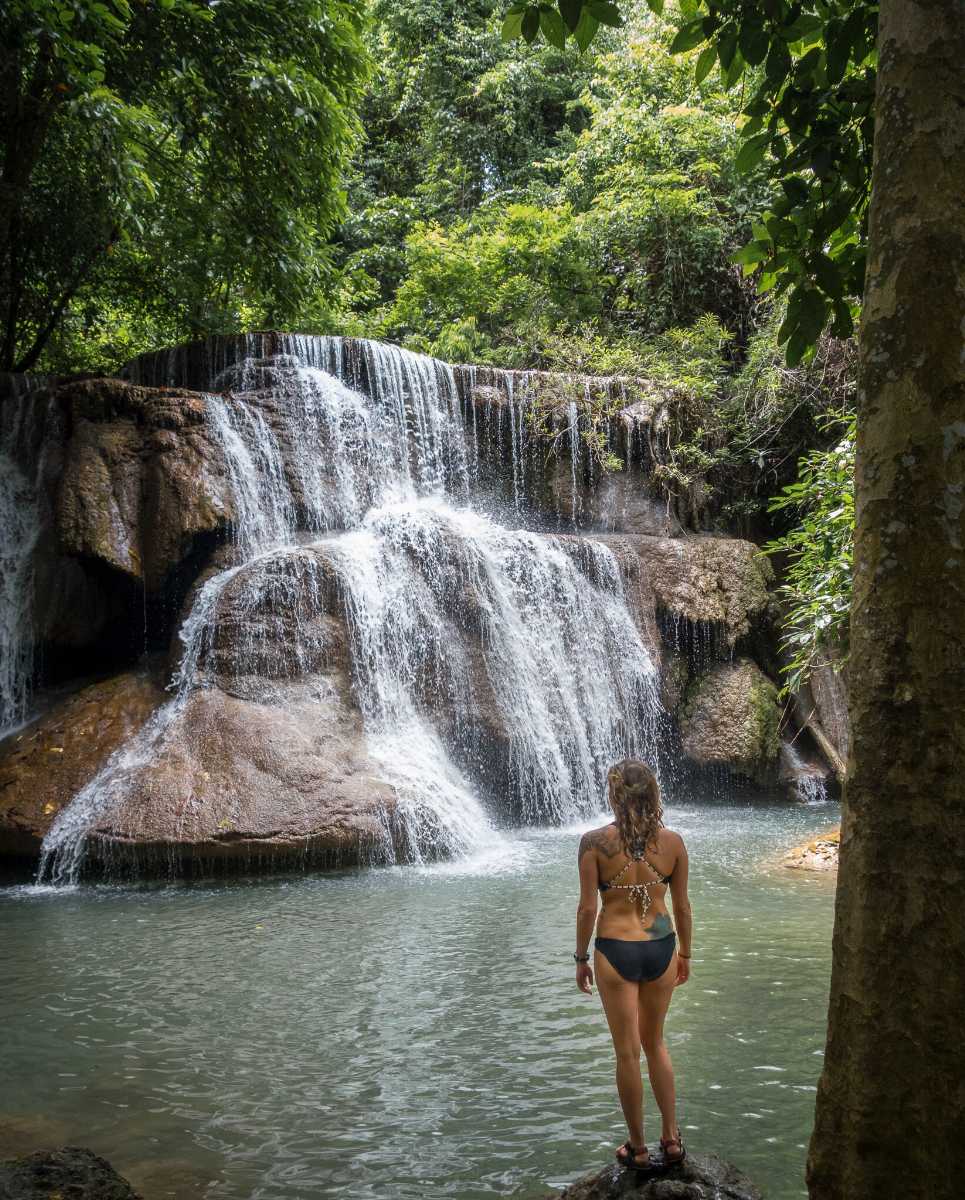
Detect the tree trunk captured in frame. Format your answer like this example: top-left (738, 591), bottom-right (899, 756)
top-left (807, 2), bottom-right (965, 1198)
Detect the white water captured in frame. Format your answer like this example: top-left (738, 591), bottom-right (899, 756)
top-left (38, 340), bottom-right (664, 882)
top-left (781, 740), bottom-right (829, 805)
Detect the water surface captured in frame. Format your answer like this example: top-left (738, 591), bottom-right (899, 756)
top-left (1, 801), bottom-right (837, 1199)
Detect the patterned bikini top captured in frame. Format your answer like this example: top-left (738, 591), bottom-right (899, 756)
top-left (598, 850), bottom-right (673, 924)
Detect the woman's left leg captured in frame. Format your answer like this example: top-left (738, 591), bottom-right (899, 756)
top-left (595, 948), bottom-right (646, 1152)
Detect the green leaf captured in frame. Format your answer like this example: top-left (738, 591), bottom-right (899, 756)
top-left (812, 253), bottom-right (841, 297)
top-left (738, 21), bottom-right (769, 67)
top-left (522, 6), bottom-right (540, 42)
top-left (734, 131), bottom-right (771, 173)
top-left (731, 239), bottom-right (771, 271)
top-left (797, 287), bottom-right (829, 344)
top-left (588, 1), bottom-right (623, 28)
top-left (785, 328), bottom-right (810, 367)
top-left (717, 24), bottom-right (738, 69)
top-left (540, 7), bottom-right (567, 48)
top-left (765, 40), bottom-right (792, 85)
top-left (720, 50), bottom-right (746, 91)
top-left (559, 0), bottom-right (582, 33)
top-left (669, 18), bottom-right (707, 54)
top-left (501, 10), bottom-right (525, 40)
top-left (694, 43), bottom-right (717, 85)
top-left (573, 7), bottom-right (599, 50)
top-left (646, 0), bottom-right (665, 13)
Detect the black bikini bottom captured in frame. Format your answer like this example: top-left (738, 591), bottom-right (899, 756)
top-left (595, 933), bottom-right (676, 982)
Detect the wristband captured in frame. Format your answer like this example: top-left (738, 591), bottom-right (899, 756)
top-left (678, 953), bottom-right (691, 959)
top-left (573, 952), bottom-right (590, 963)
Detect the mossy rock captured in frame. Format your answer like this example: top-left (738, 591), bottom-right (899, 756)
top-left (679, 658), bottom-right (782, 786)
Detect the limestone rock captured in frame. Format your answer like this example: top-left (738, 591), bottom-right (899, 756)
top-left (553, 1154), bottom-right (761, 1200)
top-left (680, 658), bottom-right (782, 785)
top-left (631, 537), bottom-right (774, 644)
top-left (53, 378), bottom-right (234, 590)
top-left (82, 682), bottom-right (399, 875)
top-left (0, 672), bottom-right (164, 858)
top-left (783, 827), bottom-right (840, 871)
top-left (0, 1147), bottom-right (142, 1200)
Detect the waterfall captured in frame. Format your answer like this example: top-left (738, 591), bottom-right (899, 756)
top-left (780, 740), bottom-right (829, 805)
top-left (39, 339), bottom-right (665, 881)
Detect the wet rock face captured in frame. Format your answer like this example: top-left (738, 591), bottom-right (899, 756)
top-left (0, 1147), bottom-right (142, 1200)
top-left (53, 378), bottom-right (234, 590)
top-left (84, 684), bottom-right (399, 876)
top-left (0, 673), bottom-right (163, 858)
top-left (552, 1153), bottom-right (762, 1200)
top-left (629, 537), bottom-right (774, 645)
top-left (679, 658), bottom-right (782, 787)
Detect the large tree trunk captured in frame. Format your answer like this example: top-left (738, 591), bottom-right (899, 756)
top-left (807, 2), bottom-right (965, 1198)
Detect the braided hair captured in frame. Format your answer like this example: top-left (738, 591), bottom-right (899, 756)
top-left (608, 759), bottom-right (663, 858)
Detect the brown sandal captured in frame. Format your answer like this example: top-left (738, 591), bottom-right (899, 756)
top-left (616, 1141), bottom-right (659, 1174)
top-left (659, 1130), bottom-right (686, 1165)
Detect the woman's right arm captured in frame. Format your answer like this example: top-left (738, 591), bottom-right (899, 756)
top-left (669, 834), bottom-right (692, 986)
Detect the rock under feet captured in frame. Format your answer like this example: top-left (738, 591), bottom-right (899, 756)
top-left (553, 1153), bottom-right (762, 1199)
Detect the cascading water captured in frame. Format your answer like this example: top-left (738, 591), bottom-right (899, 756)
top-left (38, 337), bottom-right (666, 882)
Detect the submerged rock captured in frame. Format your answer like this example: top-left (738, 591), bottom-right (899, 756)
top-left (553, 1153), bottom-right (762, 1199)
top-left (0, 1147), bottom-right (142, 1200)
top-left (0, 672), bottom-right (164, 859)
top-left (783, 827), bottom-right (840, 871)
top-left (680, 658), bottom-right (782, 786)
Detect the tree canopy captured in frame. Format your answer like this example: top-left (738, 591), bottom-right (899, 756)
top-left (0, 0), bottom-right (368, 371)
top-left (503, 0), bottom-right (877, 363)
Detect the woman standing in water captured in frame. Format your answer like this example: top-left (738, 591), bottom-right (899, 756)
top-left (574, 759), bottom-right (692, 1173)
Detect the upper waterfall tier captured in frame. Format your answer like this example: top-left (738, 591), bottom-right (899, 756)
top-left (126, 332), bottom-right (685, 537)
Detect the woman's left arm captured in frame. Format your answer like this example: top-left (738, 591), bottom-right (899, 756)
top-left (575, 833), bottom-right (600, 994)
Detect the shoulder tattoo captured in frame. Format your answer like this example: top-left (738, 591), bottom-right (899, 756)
top-left (578, 826), bottom-right (622, 861)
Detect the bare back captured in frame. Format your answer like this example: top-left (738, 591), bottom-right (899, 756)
top-left (581, 823), bottom-right (685, 941)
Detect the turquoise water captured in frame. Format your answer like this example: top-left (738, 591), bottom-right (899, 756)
top-left (0, 800), bottom-right (837, 1198)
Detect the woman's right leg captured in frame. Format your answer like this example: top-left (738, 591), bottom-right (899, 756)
top-left (594, 948), bottom-right (646, 1151)
top-left (638, 951), bottom-right (680, 1143)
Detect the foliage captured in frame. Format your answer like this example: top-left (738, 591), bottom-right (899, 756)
top-left (503, 0), bottom-right (877, 364)
top-left (764, 413), bottom-right (855, 691)
top-left (0, 0), bottom-right (369, 372)
top-left (336, 7), bottom-right (767, 366)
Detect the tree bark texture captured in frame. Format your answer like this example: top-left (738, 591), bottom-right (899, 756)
top-left (808, 2), bottom-right (965, 1198)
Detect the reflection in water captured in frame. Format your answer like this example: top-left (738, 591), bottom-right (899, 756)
top-left (0, 802), bottom-right (837, 1199)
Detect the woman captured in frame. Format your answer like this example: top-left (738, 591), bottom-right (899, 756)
top-left (574, 759), bottom-right (692, 1173)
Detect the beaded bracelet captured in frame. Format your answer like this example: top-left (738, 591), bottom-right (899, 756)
top-left (573, 952), bottom-right (590, 963)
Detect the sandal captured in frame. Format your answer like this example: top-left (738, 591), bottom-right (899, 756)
top-left (659, 1130), bottom-right (686, 1166)
top-left (615, 1141), bottom-right (659, 1174)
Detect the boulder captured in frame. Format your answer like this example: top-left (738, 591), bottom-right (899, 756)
top-left (630, 537), bottom-right (774, 645)
top-left (0, 672), bottom-right (164, 858)
top-left (0, 1147), bottom-right (141, 1200)
top-left (52, 378), bottom-right (234, 591)
top-left (81, 682), bottom-right (400, 875)
top-left (680, 658), bottom-right (782, 786)
top-left (553, 1154), bottom-right (761, 1200)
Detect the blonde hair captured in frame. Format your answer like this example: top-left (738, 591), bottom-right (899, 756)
top-left (608, 759), bottom-right (663, 857)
